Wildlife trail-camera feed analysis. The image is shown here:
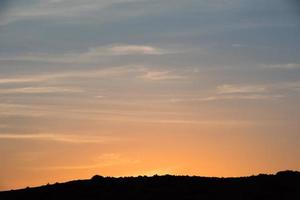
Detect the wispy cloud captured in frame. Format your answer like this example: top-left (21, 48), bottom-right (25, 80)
top-left (170, 94), bottom-right (283, 103)
top-left (0, 87), bottom-right (83, 94)
top-left (169, 82), bottom-right (296, 103)
top-left (211, 82), bottom-right (294, 101)
top-left (140, 71), bottom-right (185, 81)
top-left (0, 0), bottom-right (142, 25)
top-left (0, 66), bottom-right (142, 85)
top-left (0, 103), bottom-right (255, 125)
top-left (75, 44), bottom-right (168, 60)
top-left (274, 81), bottom-right (300, 91)
top-left (108, 45), bottom-right (166, 55)
top-left (0, 133), bottom-right (121, 144)
top-left (134, 119), bottom-right (255, 125)
top-left (218, 82), bottom-right (300, 94)
top-left (205, 94), bottom-right (283, 101)
top-left (0, 66), bottom-right (184, 86)
top-left (0, 44), bottom-right (169, 63)
top-left (0, 77), bottom-right (45, 84)
top-left (217, 84), bottom-right (267, 94)
top-left (261, 63), bottom-right (300, 70)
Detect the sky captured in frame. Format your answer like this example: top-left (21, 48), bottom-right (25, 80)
top-left (0, 0), bottom-right (300, 190)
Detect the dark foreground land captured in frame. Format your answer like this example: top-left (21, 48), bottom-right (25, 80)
top-left (1, 170), bottom-right (300, 200)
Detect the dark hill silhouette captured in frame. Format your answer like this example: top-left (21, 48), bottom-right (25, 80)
top-left (1, 170), bottom-right (300, 200)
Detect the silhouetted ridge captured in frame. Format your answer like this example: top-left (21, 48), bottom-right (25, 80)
top-left (90, 175), bottom-right (105, 181)
top-left (1, 171), bottom-right (300, 200)
top-left (276, 170), bottom-right (300, 176)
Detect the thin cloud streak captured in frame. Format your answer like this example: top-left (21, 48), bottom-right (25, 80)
top-left (261, 63), bottom-right (300, 70)
top-left (108, 45), bottom-right (166, 55)
top-left (0, 44), bottom-right (169, 64)
top-left (169, 94), bottom-right (284, 103)
top-left (0, 103), bottom-right (255, 125)
top-left (0, 66), bottom-right (185, 85)
top-left (0, 77), bottom-right (45, 84)
top-left (0, 133), bottom-right (122, 144)
top-left (0, 66), bottom-right (142, 84)
top-left (217, 82), bottom-right (300, 94)
top-left (170, 81), bottom-right (300, 103)
top-left (217, 84), bottom-right (267, 94)
top-left (0, 0), bottom-right (142, 26)
top-left (0, 87), bottom-right (83, 94)
top-left (140, 71), bottom-right (185, 81)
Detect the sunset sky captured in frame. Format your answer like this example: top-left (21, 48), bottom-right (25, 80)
top-left (0, 0), bottom-right (300, 190)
